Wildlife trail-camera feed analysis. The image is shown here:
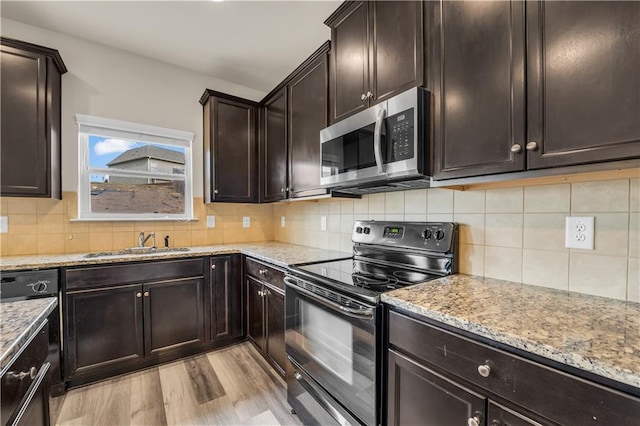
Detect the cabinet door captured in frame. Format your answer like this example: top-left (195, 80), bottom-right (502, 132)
top-left (526, 1), bottom-right (640, 169)
top-left (0, 46), bottom-right (48, 197)
top-left (246, 276), bottom-right (265, 351)
top-left (369, 1), bottom-right (423, 104)
top-left (488, 401), bottom-right (548, 426)
top-left (431, 0), bottom-right (526, 179)
top-left (329, 1), bottom-right (369, 123)
top-left (387, 349), bottom-right (486, 426)
top-left (205, 94), bottom-right (258, 203)
top-left (144, 278), bottom-right (205, 356)
top-left (262, 87), bottom-right (288, 202)
top-left (209, 256), bottom-right (241, 342)
top-left (265, 287), bottom-right (286, 375)
top-left (66, 285), bottom-right (144, 378)
top-left (288, 50), bottom-right (329, 198)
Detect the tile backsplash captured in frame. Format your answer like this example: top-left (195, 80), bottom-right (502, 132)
top-left (0, 193), bottom-right (274, 256)
top-left (274, 178), bottom-right (640, 303)
top-left (1, 178), bottom-right (638, 303)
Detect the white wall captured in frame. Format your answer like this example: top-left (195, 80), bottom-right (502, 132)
top-left (0, 18), bottom-right (265, 194)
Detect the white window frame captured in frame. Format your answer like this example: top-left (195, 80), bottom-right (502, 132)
top-left (75, 114), bottom-right (195, 221)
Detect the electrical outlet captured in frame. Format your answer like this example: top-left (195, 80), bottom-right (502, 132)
top-left (0, 216), bottom-right (7, 233)
top-left (243, 216), bottom-right (250, 228)
top-left (206, 215), bottom-right (216, 228)
top-left (565, 216), bottom-right (595, 249)
top-left (320, 216), bottom-right (327, 231)
top-left (280, 216), bottom-right (286, 228)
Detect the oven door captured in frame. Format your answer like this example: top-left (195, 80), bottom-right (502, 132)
top-left (284, 276), bottom-right (378, 426)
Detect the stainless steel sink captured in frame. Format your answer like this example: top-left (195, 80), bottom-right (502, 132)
top-left (83, 247), bottom-right (191, 258)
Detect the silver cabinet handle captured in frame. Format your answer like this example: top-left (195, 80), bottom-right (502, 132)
top-left (294, 371), bottom-right (302, 380)
top-left (213, 189), bottom-right (219, 194)
top-left (366, 91), bottom-right (374, 99)
top-left (7, 366), bottom-right (37, 381)
top-left (136, 292), bottom-right (142, 298)
top-left (477, 363), bottom-right (491, 377)
top-left (468, 416), bottom-right (481, 426)
top-left (211, 264), bottom-right (216, 270)
top-left (361, 93), bottom-right (367, 100)
top-left (526, 141), bottom-right (538, 151)
top-left (280, 188), bottom-right (284, 192)
top-left (510, 144), bottom-right (522, 153)
top-left (144, 291), bottom-right (150, 297)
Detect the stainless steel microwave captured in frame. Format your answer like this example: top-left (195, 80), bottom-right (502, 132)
top-left (320, 87), bottom-right (430, 192)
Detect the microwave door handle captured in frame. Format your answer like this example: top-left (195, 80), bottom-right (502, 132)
top-left (374, 108), bottom-right (386, 174)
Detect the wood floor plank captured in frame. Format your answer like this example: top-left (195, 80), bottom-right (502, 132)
top-left (54, 342), bottom-right (302, 426)
top-left (130, 368), bottom-right (168, 426)
top-left (56, 375), bottom-right (132, 426)
top-left (158, 360), bottom-right (213, 425)
top-left (185, 354), bottom-right (226, 405)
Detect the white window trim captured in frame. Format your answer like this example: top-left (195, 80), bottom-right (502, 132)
top-left (76, 114), bottom-right (195, 221)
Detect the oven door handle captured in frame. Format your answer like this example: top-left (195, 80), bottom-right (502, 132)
top-left (373, 107), bottom-right (386, 174)
top-left (284, 277), bottom-right (375, 320)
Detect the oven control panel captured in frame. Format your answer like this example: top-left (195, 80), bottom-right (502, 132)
top-left (353, 220), bottom-right (458, 254)
top-left (383, 226), bottom-right (404, 239)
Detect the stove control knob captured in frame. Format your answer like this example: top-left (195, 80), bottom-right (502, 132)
top-left (422, 229), bottom-right (433, 240)
top-left (31, 281), bottom-right (48, 293)
top-left (355, 226), bottom-right (363, 234)
top-left (435, 230), bottom-right (445, 241)
top-left (363, 227), bottom-right (371, 235)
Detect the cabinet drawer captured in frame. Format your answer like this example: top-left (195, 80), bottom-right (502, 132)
top-left (66, 258), bottom-right (204, 290)
top-left (1, 321), bottom-right (49, 425)
top-left (244, 258), bottom-right (284, 291)
top-left (389, 310), bottom-right (640, 426)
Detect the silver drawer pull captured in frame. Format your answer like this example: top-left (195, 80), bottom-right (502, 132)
top-left (477, 363), bottom-right (491, 377)
top-left (510, 144), bottom-right (522, 153)
top-left (468, 416), bottom-right (481, 426)
top-left (7, 366), bottom-right (37, 381)
top-left (293, 371), bottom-right (302, 381)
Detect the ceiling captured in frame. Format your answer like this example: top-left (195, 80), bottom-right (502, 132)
top-left (0, 0), bottom-right (340, 93)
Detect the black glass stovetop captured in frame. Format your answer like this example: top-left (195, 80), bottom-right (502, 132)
top-left (293, 258), bottom-right (440, 297)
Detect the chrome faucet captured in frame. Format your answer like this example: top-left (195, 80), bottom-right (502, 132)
top-left (138, 231), bottom-right (156, 248)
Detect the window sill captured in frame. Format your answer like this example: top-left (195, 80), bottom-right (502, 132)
top-left (69, 217), bottom-right (199, 222)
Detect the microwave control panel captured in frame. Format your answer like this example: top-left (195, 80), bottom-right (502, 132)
top-left (387, 108), bottom-right (414, 162)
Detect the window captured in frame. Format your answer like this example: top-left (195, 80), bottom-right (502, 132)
top-left (76, 114), bottom-right (194, 220)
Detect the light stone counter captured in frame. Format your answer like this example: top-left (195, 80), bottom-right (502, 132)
top-left (0, 297), bottom-right (58, 371)
top-left (382, 274), bottom-right (640, 389)
top-left (0, 242), bottom-right (351, 271)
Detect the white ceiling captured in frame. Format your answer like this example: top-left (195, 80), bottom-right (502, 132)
top-left (0, 0), bottom-right (340, 94)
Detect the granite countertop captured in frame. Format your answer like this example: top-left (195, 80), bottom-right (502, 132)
top-left (382, 274), bottom-right (640, 389)
top-left (0, 242), bottom-right (351, 271)
top-left (0, 297), bottom-right (58, 372)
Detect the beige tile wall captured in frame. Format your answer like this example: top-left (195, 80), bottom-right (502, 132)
top-left (0, 193), bottom-right (274, 256)
top-left (274, 178), bottom-right (640, 303)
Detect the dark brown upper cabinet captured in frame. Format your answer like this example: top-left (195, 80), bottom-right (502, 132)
top-left (261, 87), bottom-right (288, 202)
top-left (526, 0), bottom-right (640, 169)
top-left (325, 1), bottom-right (424, 124)
top-left (288, 47), bottom-right (330, 198)
top-left (432, 0), bottom-right (640, 180)
top-left (0, 38), bottom-right (66, 199)
top-left (430, 0), bottom-right (526, 180)
top-left (260, 42), bottom-right (331, 202)
top-left (200, 90), bottom-right (259, 203)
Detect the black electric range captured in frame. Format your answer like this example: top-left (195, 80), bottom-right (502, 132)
top-left (285, 221), bottom-right (459, 426)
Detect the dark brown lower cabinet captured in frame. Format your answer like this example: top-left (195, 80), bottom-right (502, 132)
top-left (387, 309), bottom-right (640, 426)
top-left (244, 257), bottom-right (286, 377)
top-left (64, 256), bottom-right (241, 387)
top-left (144, 278), bottom-right (205, 356)
top-left (66, 284), bottom-right (144, 378)
top-left (387, 349), bottom-right (486, 426)
top-left (209, 255), bottom-right (242, 344)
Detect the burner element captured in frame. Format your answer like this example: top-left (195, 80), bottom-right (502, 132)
top-left (352, 272), bottom-right (400, 290)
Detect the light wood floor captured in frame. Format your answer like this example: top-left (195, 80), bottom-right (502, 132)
top-left (50, 342), bottom-right (302, 426)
